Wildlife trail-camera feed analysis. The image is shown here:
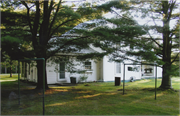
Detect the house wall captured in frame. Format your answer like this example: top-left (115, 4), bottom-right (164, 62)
top-left (22, 62), bottom-right (38, 82)
top-left (66, 59), bottom-right (98, 83)
top-left (46, 60), bottom-right (58, 84)
top-left (102, 56), bottom-right (142, 82)
top-left (46, 58), bottom-right (99, 84)
top-left (21, 57), bottom-right (99, 84)
top-left (157, 67), bottom-right (162, 78)
top-left (103, 56), bottom-right (115, 82)
top-left (96, 59), bottom-right (103, 81)
top-left (21, 57), bottom-right (162, 84)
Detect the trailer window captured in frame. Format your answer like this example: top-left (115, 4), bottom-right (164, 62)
top-left (128, 66), bottom-right (140, 72)
top-left (128, 67), bottom-right (134, 71)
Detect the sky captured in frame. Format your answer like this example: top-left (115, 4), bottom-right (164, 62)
top-left (62, 0), bottom-right (179, 27)
top-left (66, 0), bottom-right (179, 39)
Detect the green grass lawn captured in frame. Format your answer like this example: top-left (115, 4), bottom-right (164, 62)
top-left (1, 74), bottom-right (179, 115)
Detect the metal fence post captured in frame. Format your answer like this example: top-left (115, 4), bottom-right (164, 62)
top-left (18, 60), bottom-right (20, 105)
top-left (43, 59), bottom-right (45, 115)
top-left (123, 64), bottom-right (125, 95)
top-left (18, 58), bottom-right (45, 115)
top-left (155, 64), bottom-right (157, 100)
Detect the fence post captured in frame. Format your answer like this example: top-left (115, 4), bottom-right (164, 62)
top-left (18, 60), bottom-right (20, 105)
top-left (43, 59), bottom-right (45, 115)
top-left (155, 65), bottom-right (157, 100)
top-left (123, 64), bottom-right (125, 95)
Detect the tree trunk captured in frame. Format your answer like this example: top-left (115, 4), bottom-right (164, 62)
top-left (5, 65), bottom-right (7, 74)
top-left (35, 59), bottom-right (49, 90)
top-left (16, 65), bottom-right (17, 73)
top-left (159, 1), bottom-right (173, 89)
top-left (10, 65), bottom-right (12, 77)
top-left (160, 64), bottom-right (172, 89)
top-left (10, 60), bottom-right (13, 77)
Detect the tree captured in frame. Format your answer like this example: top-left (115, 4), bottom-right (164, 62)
top-left (1, 0), bottom-right (102, 89)
top-left (74, 1), bottom-right (147, 61)
top-left (1, 52), bottom-right (18, 77)
top-left (129, 0), bottom-right (180, 89)
top-left (1, 6), bottom-right (34, 76)
top-left (75, 0), bottom-right (179, 89)
top-left (1, 34), bottom-right (31, 77)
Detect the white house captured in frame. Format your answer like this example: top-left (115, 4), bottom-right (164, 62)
top-left (20, 20), bottom-right (162, 84)
top-left (20, 44), bottom-right (162, 84)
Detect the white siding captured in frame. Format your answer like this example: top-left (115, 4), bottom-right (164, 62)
top-left (46, 61), bottom-right (58, 84)
top-left (21, 56), bottom-right (162, 84)
top-left (102, 56), bottom-right (142, 82)
top-left (46, 58), bottom-right (99, 84)
top-left (157, 67), bottom-right (162, 78)
top-left (103, 56), bottom-right (115, 82)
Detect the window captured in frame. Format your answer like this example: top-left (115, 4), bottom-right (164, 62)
top-left (128, 66), bottom-right (140, 72)
top-left (144, 68), bottom-right (153, 73)
top-left (59, 62), bottom-right (65, 79)
top-left (134, 66), bottom-right (140, 72)
top-left (85, 62), bottom-right (91, 70)
top-left (28, 63), bottom-right (30, 75)
top-left (128, 67), bottom-right (134, 71)
top-left (116, 63), bottom-right (121, 73)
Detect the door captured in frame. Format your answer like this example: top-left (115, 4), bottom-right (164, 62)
top-left (59, 62), bottom-right (65, 79)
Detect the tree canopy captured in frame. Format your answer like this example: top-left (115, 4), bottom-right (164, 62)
top-left (130, 0), bottom-right (180, 89)
top-left (1, 0), bottom-right (179, 89)
top-left (74, 0), bottom-right (180, 89)
top-left (1, 0), bottom-right (103, 89)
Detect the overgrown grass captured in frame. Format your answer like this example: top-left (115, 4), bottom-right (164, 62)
top-left (1, 74), bottom-right (179, 115)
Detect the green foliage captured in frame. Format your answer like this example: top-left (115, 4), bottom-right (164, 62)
top-left (1, 36), bottom-right (21, 46)
top-left (1, 9), bottom-right (34, 60)
top-left (74, 0), bottom-right (179, 89)
top-left (78, 1), bottom-right (179, 77)
top-left (74, 16), bottom-right (146, 62)
top-left (1, 0), bottom-right (104, 88)
top-left (78, 75), bottom-right (88, 82)
top-left (77, 52), bottom-right (108, 60)
top-left (97, 0), bottom-right (131, 13)
top-left (1, 54), bottom-right (18, 74)
top-left (77, 2), bottom-right (103, 20)
top-left (1, 35), bottom-right (31, 60)
top-left (136, 1), bottom-right (179, 77)
top-left (0, 1), bottom-right (21, 10)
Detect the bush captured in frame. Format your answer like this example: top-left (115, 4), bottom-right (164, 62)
top-left (78, 75), bottom-right (88, 83)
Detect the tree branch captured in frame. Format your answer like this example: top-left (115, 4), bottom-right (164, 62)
top-left (49, 18), bottom-right (77, 39)
top-left (48, 0), bottom-right (62, 37)
top-left (111, 7), bottom-right (163, 48)
top-left (171, 52), bottom-right (179, 64)
top-left (144, 29), bottom-right (163, 48)
top-left (168, 0), bottom-right (176, 21)
top-left (111, 9), bottom-right (131, 21)
top-left (48, 0), bottom-right (54, 19)
top-left (149, 5), bottom-right (163, 33)
top-left (21, 1), bottom-right (33, 34)
top-left (32, 1), bottom-right (40, 49)
top-left (47, 36), bottom-right (89, 59)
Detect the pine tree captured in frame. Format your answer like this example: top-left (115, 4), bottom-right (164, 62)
top-left (75, 0), bottom-right (179, 89)
top-left (130, 0), bottom-right (180, 89)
